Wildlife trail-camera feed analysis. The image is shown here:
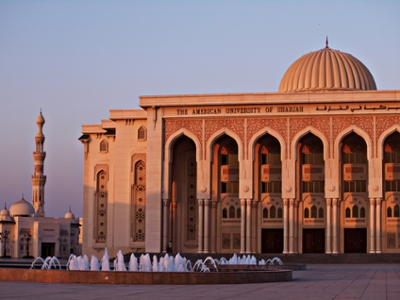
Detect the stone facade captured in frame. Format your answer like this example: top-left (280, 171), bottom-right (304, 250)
top-left (80, 45), bottom-right (400, 257)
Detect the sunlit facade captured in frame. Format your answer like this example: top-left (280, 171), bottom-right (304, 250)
top-left (81, 43), bottom-right (400, 257)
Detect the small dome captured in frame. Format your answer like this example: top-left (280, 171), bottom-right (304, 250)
top-left (0, 203), bottom-right (10, 219)
top-left (278, 42), bottom-right (377, 93)
top-left (64, 207), bottom-right (75, 219)
top-left (10, 197), bottom-right (35, 217)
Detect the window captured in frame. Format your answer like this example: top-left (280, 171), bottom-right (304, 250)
top-left (395, 204), bottom-right (400, 217)
top-left (360, 207), bottom-right (366, 218)
top-left (99, 139), bottom-right (108, 153)
top-left (229, 206), bottom-right (235, 218)
top-left (352, 205), bottom-right (359, 218)
top-left (236, 208), bottom-right (241, 219)
top-left (311, 205), bottom-right (317, 218)
top-left (138, 126), bottom-right (146, 141)
top-left (96, 170), bottom-right (108, 242)
top-left (345, 207), bottom-right (351, 218)
top-left (223, 208), bottom-right (227, 218)
top-left (318, 207), bottom-right (324, 218)
top-left (388, 207), bottom-right (393, 217)
top-left (270, 206), bottom-right (276, 218)
top-left (304, 208), bottom-right (309, 218)
top-left (263, 208), bottom-right (268, 218)
top-left (277, 207), bottom-right (283, 218)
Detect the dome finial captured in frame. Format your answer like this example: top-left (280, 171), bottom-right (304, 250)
top-left (326, 36), bottom-right (329, 48)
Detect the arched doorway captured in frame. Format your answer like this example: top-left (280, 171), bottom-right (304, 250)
top-left (341, 132), bottom-right (368, 253)
top-left (298, 133), bottom-right (325, 253)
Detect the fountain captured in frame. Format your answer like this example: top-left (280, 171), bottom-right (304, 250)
top-left (0, 250), bottom-right (293, 285)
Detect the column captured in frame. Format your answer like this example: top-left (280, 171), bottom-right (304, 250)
top-left (332, 198), bottom-right (339, 254)
top-left (289, 198), bottom-right (294, 254)
top-left (294, 201), bottom-right (299, 253)
top-left (283, 199), bottom-right (289, 254)
top-left (240, 199), bottom-right (246, 254)
top-left (203, 199), bottom-right (210, 253)
top-left (375, 198), bottom-right (382, 253)
top-left (246, 199), bottom-right (252, 253)
top-left (171, 201), bottom-right (177, 251)
top-left (162, 199), bottom-right (170, 252)
top-left (325, 198), bottom-right (332, 254)
top-left (369, 198), bottom-right (376, 253)
top-left (197, 199), bottom-right (204, 253)
top-left (210, 201), bottom-right (217, 252)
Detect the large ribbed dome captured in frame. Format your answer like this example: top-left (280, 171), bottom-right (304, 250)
top-left (278, 42), bottom-right (377, 93)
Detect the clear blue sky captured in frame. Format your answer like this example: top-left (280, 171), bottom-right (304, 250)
top-left (1, 0), bottom-right (399, 218)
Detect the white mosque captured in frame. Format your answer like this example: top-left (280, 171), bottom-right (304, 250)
top-left (0, 112), bottom-right (81, 258)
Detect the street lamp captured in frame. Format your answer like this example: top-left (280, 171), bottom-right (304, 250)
top-left (0, 231), bottom-right (9, 257)
top-left (25, 233), bottom-right (32, 258)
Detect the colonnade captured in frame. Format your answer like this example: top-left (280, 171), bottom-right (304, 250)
top-left (162, 198), bottom-right (382, 254)
top-left (161, 196), bottom-right (384, 254)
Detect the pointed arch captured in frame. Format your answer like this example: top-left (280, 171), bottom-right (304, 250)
top-left (132, 160), bottom-right (146, 242)
top-left (248, 127), bottom-right (286, 162)
top-left (291, 127), bottom-right (329, 162)
top-left (377, 126), bottom-right (400, 161)
top-left (334, 126), bottom-right (373, 161)
top-left (206, 128), bottom-right (243, 163)
top-left (95, 169), bottom-right (108, 242)
top-left (165, 128), bottom-right (202, 163)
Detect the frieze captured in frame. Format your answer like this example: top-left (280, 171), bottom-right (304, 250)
top-left (247, 118), bottom-right (287, 149)
top-left (205, 119), bottom-right (245, 145)
top-left (164, 119), bottom-right (203, 149)
top-left (333, 116), bottom-right (374, 145)
top-left (289, 117), bottom-right (330, 152)
top-left (376, 115), bottom-right (400, 139)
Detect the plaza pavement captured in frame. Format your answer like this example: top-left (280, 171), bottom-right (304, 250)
top-left (0, 264), bottom-right (399, 299)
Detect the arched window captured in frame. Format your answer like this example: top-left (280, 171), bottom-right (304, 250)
top-left (311, 206), bottom-right (317, 218)
top-left (304, 208), bottom-right (309, 218)
top-left (270, 206), bottom-right (276, 218)
top-left (360, 207), bottom-right (366, 218)
top-left (345, 207), bottom-right (351, 218)
top-left (263, 208), bottom-right (268, 218)
top-left (229, 206), bottom-right (235, 218)
top-left (99, 139), bottom-right (108, 152)
top-left (388, 207), bottom-right (393, 218)
top-left (133, 160), bottom-right (146, 242)
top-left (96, 170), bottom-right (108, 242)
top-left (395, 204), bottom-right (400, 217)
top-left (318, 207), bottom-right (324, 218)
top-left (277, 207), bottom-right (283, 218)
top-left (138, 126), bottom-right (146, 141)
top-left (352, 205), bottom-right (359, 218)
top-left (222, 208), bottom-right (227, 218)
top-left (236, 208), bottom-right (241, 219)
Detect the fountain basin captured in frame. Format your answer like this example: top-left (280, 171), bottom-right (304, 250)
top-left (0, 268), bottom-right (292, 284)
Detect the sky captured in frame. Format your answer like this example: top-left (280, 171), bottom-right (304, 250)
top-left (0, 0), bottom-right (399, 218)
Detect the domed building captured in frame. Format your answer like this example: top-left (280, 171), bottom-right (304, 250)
top-left (80, 42), bottom-right (400, 257)
top-left (0, 112), bottom-right (81, 258)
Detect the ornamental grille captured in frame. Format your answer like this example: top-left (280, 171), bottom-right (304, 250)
top-left (134, 161), bottom-right (146, 242)
top-left (138, 126), bottom-right (146, 140)
top-left (387, 233), bottom-right (396, 249)
top-left (96, 170), bottom-right (108, 242)
top-left (99, 140), bottom-right (108, 152)
top-left (232, 233), bottom-right (241, 249)
top-left (186, 156), bottom-right (197, 241)
top-left (222, 233), bottom-right (231, 249)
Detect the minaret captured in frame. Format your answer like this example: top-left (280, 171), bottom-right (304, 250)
top-left (31, 111), bottom-right (47, 217)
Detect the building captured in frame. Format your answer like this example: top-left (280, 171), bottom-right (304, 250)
top-left (0, 112), bottom-right (81, 258)
top-left (80, 42), bottom-right (400, 257)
